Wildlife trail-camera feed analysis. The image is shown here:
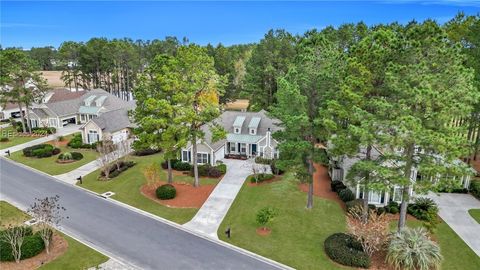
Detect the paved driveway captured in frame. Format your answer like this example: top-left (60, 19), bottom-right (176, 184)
top-left (427, 192), bottom-right (480, 257)
top-left (184, 159), bottom-right (270, 238)
top-left (0, 158), bottom-right (285, 270)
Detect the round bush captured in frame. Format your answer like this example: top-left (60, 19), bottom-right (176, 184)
top-left (52, 147), bottom-right (61, 155)
top-left (338, 188), bottom-right (355, 202)
top-left (71, 152), bottom-right (84, 160)
top-left (156, 184), bottom-right (176, 200)
top-left (324, 233), bottom-right (371, 268)
top-left (0, 229), bottom-right (45, 262)
top-left (331, 180), bottom-right (347, 192)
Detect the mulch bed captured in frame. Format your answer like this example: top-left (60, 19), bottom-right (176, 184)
top-left (247, 176), bottom-right (282, 186)
top-left (256, 227), bottom-right (271, 236)
top-left (141, 181), bottom-right (217, 208)
top-left (47, 140), bottom-right (69, 147)
top-left (0, 233), bottom-right (68, 270)
top-left (56, 159), bottom-right (76, 164)
top-left (171, 169), bottom-right (224, 180)
top-left (298, 163), bottom-right (346, 209)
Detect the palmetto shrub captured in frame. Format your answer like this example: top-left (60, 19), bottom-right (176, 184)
top-left (387, 227), bottom-right (442, 270)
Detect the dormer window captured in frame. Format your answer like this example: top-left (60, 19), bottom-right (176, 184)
top-left (234, 128), bottom-right (241, 134)
top-left (233, 116), bottom-right (246, 135)
top-left (250, 128), bottom-right (256, 135)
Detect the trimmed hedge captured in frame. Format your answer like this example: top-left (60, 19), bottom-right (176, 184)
top-left (67, 134), bottom-right (96, 149)
top-left (0, 228), bottom-right (45, 262)
top-left (470, 180), bottom-right (480, 200)
top-left (156, 184), bottom-right (176, 200)
top-left (23, 144), bottom-right (60, 158)
top-left (58, 151), bottom-right (84, 161)
top-left (133, 148), bottom-right (160, 156)
top-left (162, 159), bottom-right (192, 171)
top-left (190, 164), bottom-right (227, 177)
top-left (100, 161), bottom-right (136, 179)
top-left (324, 233), bottom-right (370, 268)
top-left (338, 188), bottom-right (355, 202)
top-left (331, 180), bottom-right (347, 192)
top-left (248, 173), bottom-right (275, 183)
top-left (0, 137), bottom-right (9, 142)
top-left (385, 201), bottom-right (399, 214)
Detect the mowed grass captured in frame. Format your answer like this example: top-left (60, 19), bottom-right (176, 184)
top-left (0, 126), bottom-right (41, 150)
top-left (9, 134), bottom-right (98, 175)
top-left (389, 219), bottom-right (480, 270)
top-left (218, 174), bottom-right (347, 270)
top-left (468, 209), bottom-right (480, 224)
top-left (0, 201), bottom-right (108, 269)
top-left (78, 153), bottom-right (218, 224)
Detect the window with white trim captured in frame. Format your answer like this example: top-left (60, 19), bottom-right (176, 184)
top-left (368, 191), bottom-right (382, 204)
top-left (240, 143), bottom-right (246, 154)
top-left (234, 127), bottom-right (240, 134)
top-left (88, 130), bottom-right (99, 143)
top-left (182, 150), bottom-right (189, 162)
top-left (197, 153), bottom-right (209, 164)
top-left (250, 128), bottom-right (256, 135)
top-left (392, 187), bottom-right (403, 202)
top-left (230, 143), bottom-right (236, 152)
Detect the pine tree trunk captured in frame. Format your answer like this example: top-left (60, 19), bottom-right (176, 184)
top-left (17, 102), bottom-right (27, 133)
top-left (25, 104), bottom-right (32, 134)
top-left (167, 159), bottom-right (173, 184)
top-left (398, 143), bottom-right (415, 231)
top-left (192, 133), bottom-right (199, 187)
top-left (362, 145), bottom-right (372, 223)
top-left (306, 158), bottom-right (314, 209)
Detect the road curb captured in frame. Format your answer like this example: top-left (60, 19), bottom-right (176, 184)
top-left (1, 157), bottom-right (293, 269)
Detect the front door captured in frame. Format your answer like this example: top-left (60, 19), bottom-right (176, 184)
top-left (251, 144), bottom-right (257, 156)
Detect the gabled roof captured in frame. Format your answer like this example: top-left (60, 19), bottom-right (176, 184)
top-left (90, 108), bottom-right (135, 133)
top-left (46, 88), bottom-right (86, 103)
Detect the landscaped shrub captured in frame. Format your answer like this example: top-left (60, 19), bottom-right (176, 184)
top-left (173, 161), bottom-right (192, 171)
top-left (256, 207), bottom-right (278, 229)
top-left (156, 184), bottom-right (176, 200)
top-left (324, 233), bottom-right (371, 268)
top-left (190, 164), bottom-right (227, 177)
top-left (58, 152), bottom-right (84, 161)
top-left (270, 160), bottom-right (284, 175)
top-left (133, 148), bottom-right (160, 156)
top-left (68, 134), bottom-right (96, 149)
top-left (331, 180), bottom-right (347, 192)
top-left (248, 173), bottom-right (274, 183)
top-left (346, 199), bottom-right (364, 213)
top-left (385, 201), bottom-right (400, 214)
top-left (470, 180), bottom-right (480, 200)
top-left (23, 144), bottom-right (59, 158)
top-left (338, 188), bottom-right (355, 202)
top-left (407, 198), bottom-right (438, 221)
top-left (100, 161), bottom-right (136, 179)
top-left (216, 163), bottom-right (227, 175)
top-left (387, 228), bottom-right (442, 270)
top-left (0, 137), bottom-right (9, 142)
top-left (132, 140), bottom-right (161, 156)
top-left (0, 227), bottom-right (45, 262)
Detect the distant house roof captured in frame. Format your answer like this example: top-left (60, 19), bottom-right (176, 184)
top-left (91, 108), bottom-right (136, 133)
top-left (46, 88), bottom-right (86, 103)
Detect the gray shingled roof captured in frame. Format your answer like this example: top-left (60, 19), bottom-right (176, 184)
top-left (43, 89), bottom-right (134, 117)
top-left (196, 110), bottom-right (282, 150)
top-left (91, 108), bottom-right (136, 133)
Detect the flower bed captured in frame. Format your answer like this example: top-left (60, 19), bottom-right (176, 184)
top-left (22, 144), bottom-right (61, 158)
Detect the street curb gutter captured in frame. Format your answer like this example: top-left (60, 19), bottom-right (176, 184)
top-left (1, 157), bottom-right (294, 270)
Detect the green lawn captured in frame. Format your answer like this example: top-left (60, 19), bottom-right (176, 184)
top-left (0, 126), bottom-right (41, 150)
top-left (78, 153), bottom-right (218, 224)
top-left (468, 209), bottom-right (480, 224)
top-left (389, 219), bottom-right (480, 270)
top-left (217, 173), bottom-right (347, 270)
top-left (0, 201), bottom-right (108, 269)
top-left (8, 134), bottom-right (98, 175)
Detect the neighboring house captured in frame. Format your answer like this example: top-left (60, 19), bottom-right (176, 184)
top-left (81, 108), bottom-right (135, 144)
top-left (28, 88), bottom-right (134, 129)
top-left (180, 110), bottom-right (281, 166)
top-left (0, 102), bottom-right (23, 120)
top-left (329, 146), bottom-right (475, 206)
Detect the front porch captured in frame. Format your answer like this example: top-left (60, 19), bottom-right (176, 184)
top-left (225, 141), bottom-right (258, 159)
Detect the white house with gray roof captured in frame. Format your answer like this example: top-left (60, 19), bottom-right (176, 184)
top-left (80, 108), bottom-right (136, 144)
top-left (180, 110), bottom-right (282, 166)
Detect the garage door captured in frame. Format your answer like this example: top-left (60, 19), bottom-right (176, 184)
top-left (214, 146), bottom-right (225, 164)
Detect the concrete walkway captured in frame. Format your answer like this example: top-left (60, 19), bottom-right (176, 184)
top-left (426, 192), bottom-right (480, 257)
top-left (54, 159), bottom-right (103, 184)
top-left (0, 125), bottom-right (81, 156)
top-left (184, 159), bottom-right (271, 238)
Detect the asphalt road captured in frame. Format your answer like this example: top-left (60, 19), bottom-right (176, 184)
top-left (0, 158), bottom-right (284, 270)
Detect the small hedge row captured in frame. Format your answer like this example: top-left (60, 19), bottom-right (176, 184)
top-left (248, 173), bottom-right (274, 183)
top-left (23, 144), bottom-right (60, 158)
top-left (133, 148), bottom-right (160, 156)
top-left (0, 227), bottom-right (45, 262)
top-left (100, 161), bottom-right (136, 179)
top-left (58, 151), bottom-right (84, 161)
top-left (331, 180), bottom-right (355, 203)
top-left (470, 180), bottom-right (480, 200)
top-left (192, 164), bottom-right (227, 178)
top-left (161, 159), bottom-right (192, 171)
top-left (156, 184), bottom-right (176, 200)
top-left (324, 233), bottom-right (370, 268)
top-left (67, 134), bottom-right (97, 149)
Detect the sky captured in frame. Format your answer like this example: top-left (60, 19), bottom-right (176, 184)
top-left (1, 1), bottom-right (479, 49)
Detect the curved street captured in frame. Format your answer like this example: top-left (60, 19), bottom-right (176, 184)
top-left (0, 158), bottom-right (285, 270)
